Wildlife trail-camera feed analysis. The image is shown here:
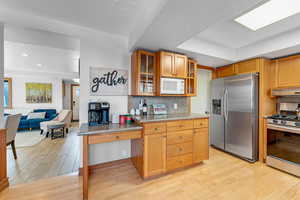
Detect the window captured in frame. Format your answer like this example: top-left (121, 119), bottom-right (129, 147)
top-left (3, 78), bottom-right (12, 108)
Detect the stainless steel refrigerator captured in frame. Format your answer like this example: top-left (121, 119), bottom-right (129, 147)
top-left (210, 73), bottom-right (258, 162)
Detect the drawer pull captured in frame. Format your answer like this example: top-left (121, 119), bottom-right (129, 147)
top-left (178, 148), bottom-right (183, 152)
top-left (154, 128), bottom-right (159, 131)
top-left (116, 136), bottom-right (120, 139)
top-left (179, 136), bottom-right (183, 139)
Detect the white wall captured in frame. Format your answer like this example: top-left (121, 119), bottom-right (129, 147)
top-left (5, 73), bottom-right (63, 111)
top-left (80, 34), bottom-right (131, 165)
top-left (63, 82), bottom-right (72, 110)
top-left (191, 69), bottom-right (212, 114)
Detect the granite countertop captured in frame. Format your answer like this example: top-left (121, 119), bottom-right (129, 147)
top-left (78, 123), bottom-right (143, 136)
top-left (133, 113), bottom-right (209, 123)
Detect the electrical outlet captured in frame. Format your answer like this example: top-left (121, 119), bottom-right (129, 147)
top-left (121, 150), bottom-right (128, 158)
top-left (173, 103), bottom-right (178, 110)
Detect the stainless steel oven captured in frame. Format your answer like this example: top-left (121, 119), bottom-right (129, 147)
top-left (266, 124), bottom-right (300, 177)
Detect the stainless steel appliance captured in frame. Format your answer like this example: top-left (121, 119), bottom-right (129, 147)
top-left (272, 87), bottom-right (300, 96)
top-left (266, 103), bottom-right (300, 177)
top-left (210, 73), bottom-right (259, 162)
top-left (160, 78), bottom-right (185, 94)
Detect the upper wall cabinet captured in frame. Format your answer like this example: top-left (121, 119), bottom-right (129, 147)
top-left (235, 59), bottom-right (260, 75)
top-left (158, 51), bottom-right (187, 79)
top-left (215, 64), bottom-right (235, 78)
top-left (160, 51), bottom-right (174, 77)
top-left (131, 50), bottom-right (156, 96)
top-left (215, 58), bottom-right (261, 79)
top-left (275, 55), bottom-right (300, 88)
top-left (186, 59), bottom-right (197, 96)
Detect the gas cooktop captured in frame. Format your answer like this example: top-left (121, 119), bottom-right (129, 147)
top-left (267, 114), bottom-right (300, 127)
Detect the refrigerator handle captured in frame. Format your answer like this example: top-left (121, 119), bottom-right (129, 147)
top-left (224, 89), bottom-right (228, 121)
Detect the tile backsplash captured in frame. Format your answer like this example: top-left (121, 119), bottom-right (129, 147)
top-left (128, 96), bottom-right (190, 114)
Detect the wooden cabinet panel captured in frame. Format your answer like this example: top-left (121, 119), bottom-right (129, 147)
top-left (186, 59), bottom-right (197, 96)
top-left (131, 138), bottom-right (144, 176)
top-left (88, 131), bottom-right (142, 144)
top-left (167, 153), bottom-right (193, 171)
top-left (193, 128), bottom-right (209, 163)
top-left (167, 130), bottom-right (193, 145)
top-left (144, 134), bottom-right (166, 178)
top-left (167, 142), bottom-right (193, 157)
top-left (167, 120), bottom-right (194, 132)
top-left (235, 59), bottom-right (259, 75)
top-left (143, 122), bottom-right (166, 135)
top-left (276, 56), bottom-right (300, 87)
top-left (131, 50), bottom-right (156, 96)
top-left (194, 118), bottom-right (208, 129)
top-left (0, 129), bottom-right (8, 192)
top-left (174, 54), bottom-right (187, 78)
top-left (216, 64), bottom-right (235, 78)
top-left (160, 51), bottom-right (174, 77)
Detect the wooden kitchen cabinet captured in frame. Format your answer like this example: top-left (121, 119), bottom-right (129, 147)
top-left (158, 51), bottom-right (187, 78)
top-left (193, 128), bottom-right (209, 163)
top-left (131, 50), bottom-right (156, 96)
top-left (216, 64), bottom-right (236, 78)
top-left (132, 118), bottom-right (209, 179)
top-left (275, 55), bottom-right (300, 88)
top-left (160, 51), bottom-right (174, 77)
top-left (186, 59), bottom-right (197, 96)
top-left (143, 134), bottom-right (166, 178)
top-left (174, 54), bottom-right (187, 78)
top-left (235, 59), bottom-right (259, 75)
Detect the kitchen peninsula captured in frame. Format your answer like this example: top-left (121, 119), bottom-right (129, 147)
top-left (79, 113), bottom-right (209, 200)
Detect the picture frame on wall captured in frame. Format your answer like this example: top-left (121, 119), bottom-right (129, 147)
top-left (25, 83), bottom-right (52, 103)
top-left (89, 67), bottom-right (128, 96)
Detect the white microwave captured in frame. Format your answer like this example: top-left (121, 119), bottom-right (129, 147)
top-left (160, 78), bottom-right (185, 95)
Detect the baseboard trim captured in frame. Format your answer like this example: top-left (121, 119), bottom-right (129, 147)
top-left (79, 158), bottom-right (131, 176)
top-left (0, 178), bottom-right (9, 192)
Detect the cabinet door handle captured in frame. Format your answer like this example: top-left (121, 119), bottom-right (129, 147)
top-left (154, 128), bottom-right (159, 131)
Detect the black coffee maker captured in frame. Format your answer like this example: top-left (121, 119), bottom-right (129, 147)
top-left (88, 102), bottom-right (110, 126)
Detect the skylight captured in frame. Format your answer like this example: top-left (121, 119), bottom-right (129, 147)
top-left (235, 0), bottom-right (300, 31)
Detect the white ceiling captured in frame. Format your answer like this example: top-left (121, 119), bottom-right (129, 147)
top-left (0, 0), bottom-right (152, 36)
top-left (4, 41), bottom-right (79, 78)
top-left (1, 0), bottom-right (300, 67)
top-left (196, 12), bottom-right (300, 49)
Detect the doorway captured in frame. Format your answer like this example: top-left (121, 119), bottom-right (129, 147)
top-left (71, 84), bottom-right (80, 121)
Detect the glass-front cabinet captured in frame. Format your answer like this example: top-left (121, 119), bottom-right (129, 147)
top-left (131, 50), bottom-right (156, 96)
top-left (186, 59), bottom-right (197, 96)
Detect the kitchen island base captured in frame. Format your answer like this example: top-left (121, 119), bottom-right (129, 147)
top-left (79, 115), bottom-right (209, 200)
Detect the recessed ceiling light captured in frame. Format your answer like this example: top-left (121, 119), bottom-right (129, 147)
top-left (235, 0), bottom-right (300, 31)
top-left (37, 64), bottom-right (42, 67)
top-left (21, 53), bottom-right (29, 57)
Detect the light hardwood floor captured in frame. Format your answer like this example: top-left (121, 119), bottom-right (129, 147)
top-left (7, 125), bottom-right (80, 185)
top-left (1, 148), bottom-right (299, 200)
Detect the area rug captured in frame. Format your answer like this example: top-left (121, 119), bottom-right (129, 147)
top-left (9, 130), bottom-right (45, 148)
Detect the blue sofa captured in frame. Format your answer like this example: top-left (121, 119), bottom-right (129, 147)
top-left (18, 109), bottom-right (58, 130)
